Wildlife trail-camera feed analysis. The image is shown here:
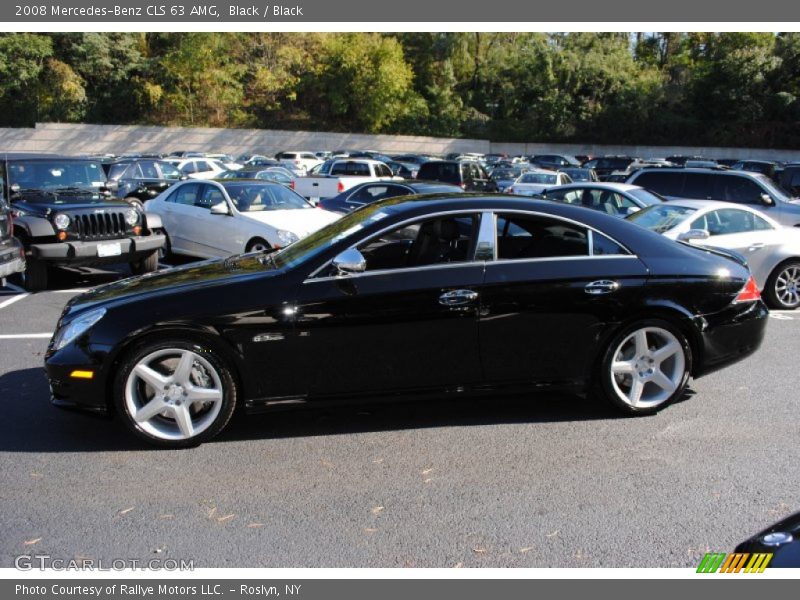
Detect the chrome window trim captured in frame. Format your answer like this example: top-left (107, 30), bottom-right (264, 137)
top-left (303, 206), bottom-right (636, 283)
top-left (306, 260), bottom-right (483, 284)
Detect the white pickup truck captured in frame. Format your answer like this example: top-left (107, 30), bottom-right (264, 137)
top-left (293, 159), bottom-right (400, 204)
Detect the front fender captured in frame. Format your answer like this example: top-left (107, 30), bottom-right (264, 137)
top-left (14, 215), bottom-right (55, 239)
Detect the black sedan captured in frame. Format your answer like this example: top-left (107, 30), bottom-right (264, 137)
top-left (45, 195), bottom-right (768, 447)
top-left (317, 181), bottom-right (463, 214)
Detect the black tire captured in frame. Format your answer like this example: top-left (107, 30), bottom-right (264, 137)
top-left (124, 197), bottom-right (144, 211)
top-left (22, 257), bottom-right (48, 291)
top-left (130, 251), bottom-right (159, 275)
top-left (764, 261), bottom-right (800, 310)
top-left (246, 237), bottom-right (270, 253)
top-left (113, 338), bottom-right (238, 448)
top-left (156, 229), bottom-right (172, 260)
top-left (596, 318), bottom-right (692, 416)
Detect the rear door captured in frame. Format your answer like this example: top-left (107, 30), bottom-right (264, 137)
top-left (479, 211), bottom-right (650, 386)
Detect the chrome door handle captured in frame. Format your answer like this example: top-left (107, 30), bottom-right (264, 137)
top-left (748, 243), bottom-right (765, 251)
top-left (585, 280), bottom-right (620, 295)
top-left (439, 289), bottom-right (479, 306)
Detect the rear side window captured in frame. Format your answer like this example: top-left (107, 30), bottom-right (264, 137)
top-left (496, 214), bottom-right (589, 259)
top-left (634, 171), bottom-right (684, 197)
top-left (682, 173), bottom-right (710, 199)
top-left (169, 183), bottom-right (201, 205)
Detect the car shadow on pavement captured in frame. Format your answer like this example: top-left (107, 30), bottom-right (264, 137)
top-left (0, 365), bottom-right (694, 452)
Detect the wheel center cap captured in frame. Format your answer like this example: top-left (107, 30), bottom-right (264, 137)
top-left (167, 384), bottom-right (183, 400)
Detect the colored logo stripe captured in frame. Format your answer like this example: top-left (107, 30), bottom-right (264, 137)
top-left (697, 552), bottom-right (772, 573)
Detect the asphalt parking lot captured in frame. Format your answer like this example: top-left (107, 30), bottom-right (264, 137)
top-left (0, 263), bottom-right (798, 568)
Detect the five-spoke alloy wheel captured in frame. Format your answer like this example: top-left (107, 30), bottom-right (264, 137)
top-left (115, 339), bottom-right (237, 447)
top-left (599, 319), bottom-right (692, 415)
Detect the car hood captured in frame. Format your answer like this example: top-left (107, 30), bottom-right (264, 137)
top-left (241, 208), bottom-right (340, 236)
top-left (64, 254), bottom-right (278, 316)
top-left (13, 197), bottom-right (126, 213)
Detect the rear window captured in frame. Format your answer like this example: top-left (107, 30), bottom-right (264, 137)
top-left (331, 162), bottom-right (371, 176)
top-left (519, 173), bottom-right (557, 185)
top-left (418, 163), bottom-right (460, 183)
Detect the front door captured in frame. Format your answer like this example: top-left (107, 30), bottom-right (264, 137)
top-left (294, 212), bottom-right (486, 397)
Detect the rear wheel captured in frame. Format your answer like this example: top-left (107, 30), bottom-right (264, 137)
top-left (114, 339), bottom-right (237, 448)
top-left (598, 319), bottom-right (691, 415)
top-left (130, 251), bottom-right (159, 275)
top-left (246, 238), bottom-right (270, 253)
top-left (22, 257), bottom-right (48, 291)
top-left (764, 261), bottom-right (800, 310)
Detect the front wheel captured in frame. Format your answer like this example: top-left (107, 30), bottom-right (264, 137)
top-left (246, 238), bottom-right (270, 253)
top-left (597, 319), bottom-right (692, 415)
top-left (114, 339), bottom-right (237, 448)
top-left (764, 261), bottom-right (800, 310)
top-left (130, 251), bottom-right (159, 275)
top-left (22, 257), bottom-right (48, 291)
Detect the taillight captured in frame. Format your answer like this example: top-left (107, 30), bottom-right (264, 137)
top-left (460, 183), bottom-right (467, 190)
top-left (337, 181), bottom-right (345, 193)
top-left (735, 276), bottom-right (761, 303)
top-left (290, 180), bottom-right (295, 190)
top-left (507, 187), bottom-right (513, 194)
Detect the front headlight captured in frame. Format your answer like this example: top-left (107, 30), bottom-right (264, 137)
top-left (52, 308), bottom-right (106, 351)
top-left (276, 229), bottom-right (299, 247)
top-left (54, 213), bottom-right (70, 230)
top-left (124, 208), bottom-right (139, 226)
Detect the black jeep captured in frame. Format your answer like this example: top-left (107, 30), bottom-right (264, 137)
top-left (0, 162), bottom-right (25, 285)
top-left (105, 158), bottom-right (184, 209)
top-left (4, 154), bottom-right (166, 291)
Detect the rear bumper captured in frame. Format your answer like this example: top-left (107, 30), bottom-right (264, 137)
top-left (694, 300), bottom-right (769, 377)
top-left (30, 234), bottom-right (165, 265)
top-left (0, 237), bottom-right (25, 278)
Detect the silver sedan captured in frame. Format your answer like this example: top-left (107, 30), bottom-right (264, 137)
top-left (628, 199), bottom-right (800, 309)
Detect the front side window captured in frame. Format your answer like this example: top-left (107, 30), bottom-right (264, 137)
top-left (356, 214), bottom-right (479, 271)
top-left (691, 208), bottom-right (774, 236)
top-left (224, 183), bottom-right (311, 212)
top-left (714, 176), bottom-right (764, 204)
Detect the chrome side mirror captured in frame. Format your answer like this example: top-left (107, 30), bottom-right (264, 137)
top-left (209, 201), bottom-right (230, 215)
top-left (677, 229), bottom-right (710, 242)
top-left (332, 248), bottom-right (366, 275)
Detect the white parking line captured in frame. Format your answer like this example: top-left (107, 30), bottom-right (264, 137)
top-left (0, 293), bottom-right (29, 310)
top-left (0, 333), bottom-right (52, 339)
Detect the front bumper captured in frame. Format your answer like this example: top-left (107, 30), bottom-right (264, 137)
top-left (30, 234), bottom-right (165, 265)
top-left (46, 341), bottom-right (113, 413)
top-left (0, 237), bottom-right (25, 278)
top-left (694, 299), bottom-right (769, 377)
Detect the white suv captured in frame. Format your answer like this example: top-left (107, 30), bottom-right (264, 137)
top-left (275, 151), bottom-right (323, 176)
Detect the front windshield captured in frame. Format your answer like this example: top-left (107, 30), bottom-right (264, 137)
top-left (9, 160), bottom-right (106, 195)
top-left (272, 203), bottom-right (399, 270)
top-left (519, 173), bottom-right (557, 185)
top-left (627, 188), bottom-right (666, 206)
top-left (563, 169), bottom-right (590, 181)
top-left (754, 173), bottom-right (793, 201)
top-left (223, 182), bottom-right (311, 212)
top-left (627, 204), bottom-right (696, 233)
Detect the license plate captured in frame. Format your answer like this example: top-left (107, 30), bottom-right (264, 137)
top-left (97, 242), bottom-right (122, 257)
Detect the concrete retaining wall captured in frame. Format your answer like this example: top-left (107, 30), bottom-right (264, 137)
top-left (0, 122), bottom-right (797, 162)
